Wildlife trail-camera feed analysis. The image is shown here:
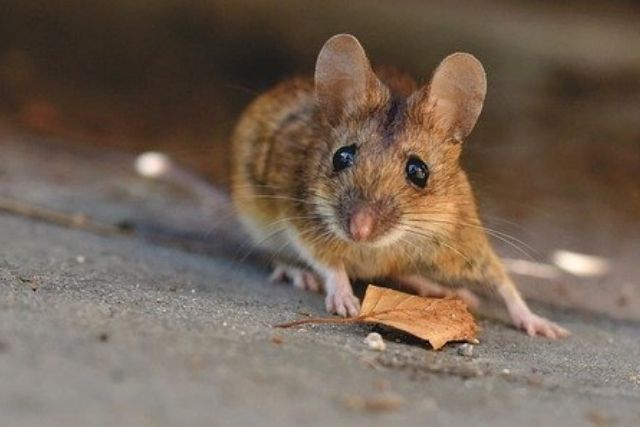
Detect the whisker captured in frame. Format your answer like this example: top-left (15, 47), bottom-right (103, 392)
top-left (398, 225), bottom-right (473, 264)
top-left (236, 225), bottom-right (288, 263)
top-left (234, 194), bottom-right (323, 206)
top-left (396, 233), bottom-right (423, 274)
top-left (235, 212), bottom-right (329, 261)
top-left (401, 216), bottom-right (538, 260)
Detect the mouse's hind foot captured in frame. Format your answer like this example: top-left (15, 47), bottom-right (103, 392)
top-left (515, 312), bottom-right (570, 339)
top-left (269, 263), bottom-right (323, 293)
top-left (508, 302), bottom-right (570, 339)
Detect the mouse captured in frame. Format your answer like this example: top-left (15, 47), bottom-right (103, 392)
top-left (229, 33), bottom-right (569, 339)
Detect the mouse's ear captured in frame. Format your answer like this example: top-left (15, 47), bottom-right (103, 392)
top-left (419, 53), bottom-right (487, 143)
top-left (315, 34), bottom-right (384, 126)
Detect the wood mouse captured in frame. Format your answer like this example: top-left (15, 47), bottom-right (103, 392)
top-left (230, 34), bottom-right (569, 339)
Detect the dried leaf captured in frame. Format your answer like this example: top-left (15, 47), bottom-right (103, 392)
top-left (357, 285), bottom-right (478, 349)
top-left (275, 284), bottom-right (479, 350)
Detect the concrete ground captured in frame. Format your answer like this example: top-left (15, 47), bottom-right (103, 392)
top-left (1, 129), bottom-right (639, 427)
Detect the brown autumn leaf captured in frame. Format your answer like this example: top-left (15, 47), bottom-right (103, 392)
top-left (275, 284), bottom-right (479, 350)
top-left (357, 285), bottom-right (478, 349)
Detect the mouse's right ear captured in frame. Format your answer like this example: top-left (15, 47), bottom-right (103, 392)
top-left (417, 53), bottom-right (487, 143)
top-left (315, 34), bottom-right (384, 126)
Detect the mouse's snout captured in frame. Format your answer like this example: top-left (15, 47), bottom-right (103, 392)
top-left (348, 204), bottom-right (377, 241)
top-left (337, 195), bottom-right (399, 245)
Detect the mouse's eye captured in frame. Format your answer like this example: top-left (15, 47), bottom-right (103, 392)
top-left (332, 145), bottom-right (356, 172)
top-left (406, 156), bottom-right (429, 188)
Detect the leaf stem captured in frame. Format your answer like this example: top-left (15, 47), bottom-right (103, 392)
top-left (273, 315), bottom-right (364, 328)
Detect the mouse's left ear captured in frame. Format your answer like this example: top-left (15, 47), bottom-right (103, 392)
top-left (416, 53), bottom-right (487, 143)
top-left (315, 34), bottom-right (385, 126)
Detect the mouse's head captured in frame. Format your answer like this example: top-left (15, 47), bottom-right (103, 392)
top-left (309, 34), bottom-right (486, 248)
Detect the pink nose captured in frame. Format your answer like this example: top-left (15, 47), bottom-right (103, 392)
top-left (349, 206), bottom-right (376, 241)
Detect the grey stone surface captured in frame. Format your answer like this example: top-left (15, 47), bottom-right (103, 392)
top-left (1, 129), bottom-right (639, 426)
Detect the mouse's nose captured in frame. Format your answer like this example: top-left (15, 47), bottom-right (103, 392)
top-left (349, 205), bottom-right (376, 241)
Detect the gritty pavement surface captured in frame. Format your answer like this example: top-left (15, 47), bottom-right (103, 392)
top-left (1, 129), bottom-right (639, 427)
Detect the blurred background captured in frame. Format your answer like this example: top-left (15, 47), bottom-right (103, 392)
top-left (0, 0), bottom-right (638, 318)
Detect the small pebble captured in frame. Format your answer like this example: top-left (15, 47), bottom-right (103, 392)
top-left (457, 343), bottom-right (474, 358)
top-left (76, 255), bottom-right (86, 263)
top-left (364, 332), bottom-right (386, 352)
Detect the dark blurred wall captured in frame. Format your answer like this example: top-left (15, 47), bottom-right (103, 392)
top-left (1, 0), bottom-right (639, 253)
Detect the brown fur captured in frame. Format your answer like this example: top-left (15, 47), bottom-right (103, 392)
top-left (230, 71), bottom-right (509, 295)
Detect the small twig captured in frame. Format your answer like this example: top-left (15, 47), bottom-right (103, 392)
top-left (0, 196), bottom-right (126, 236)
top-left (0, 195), bottom-right (261, 261)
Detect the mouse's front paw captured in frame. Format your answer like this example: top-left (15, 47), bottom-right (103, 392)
top-left (325, 291), bottom-right (360, 318)
top-left (512, 311), bottom-right (570, 339)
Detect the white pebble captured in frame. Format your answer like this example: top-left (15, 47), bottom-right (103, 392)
top-left (457, 343), bottom-right (474, 357)
top-left (364, 332), bottom-right (386, 352)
